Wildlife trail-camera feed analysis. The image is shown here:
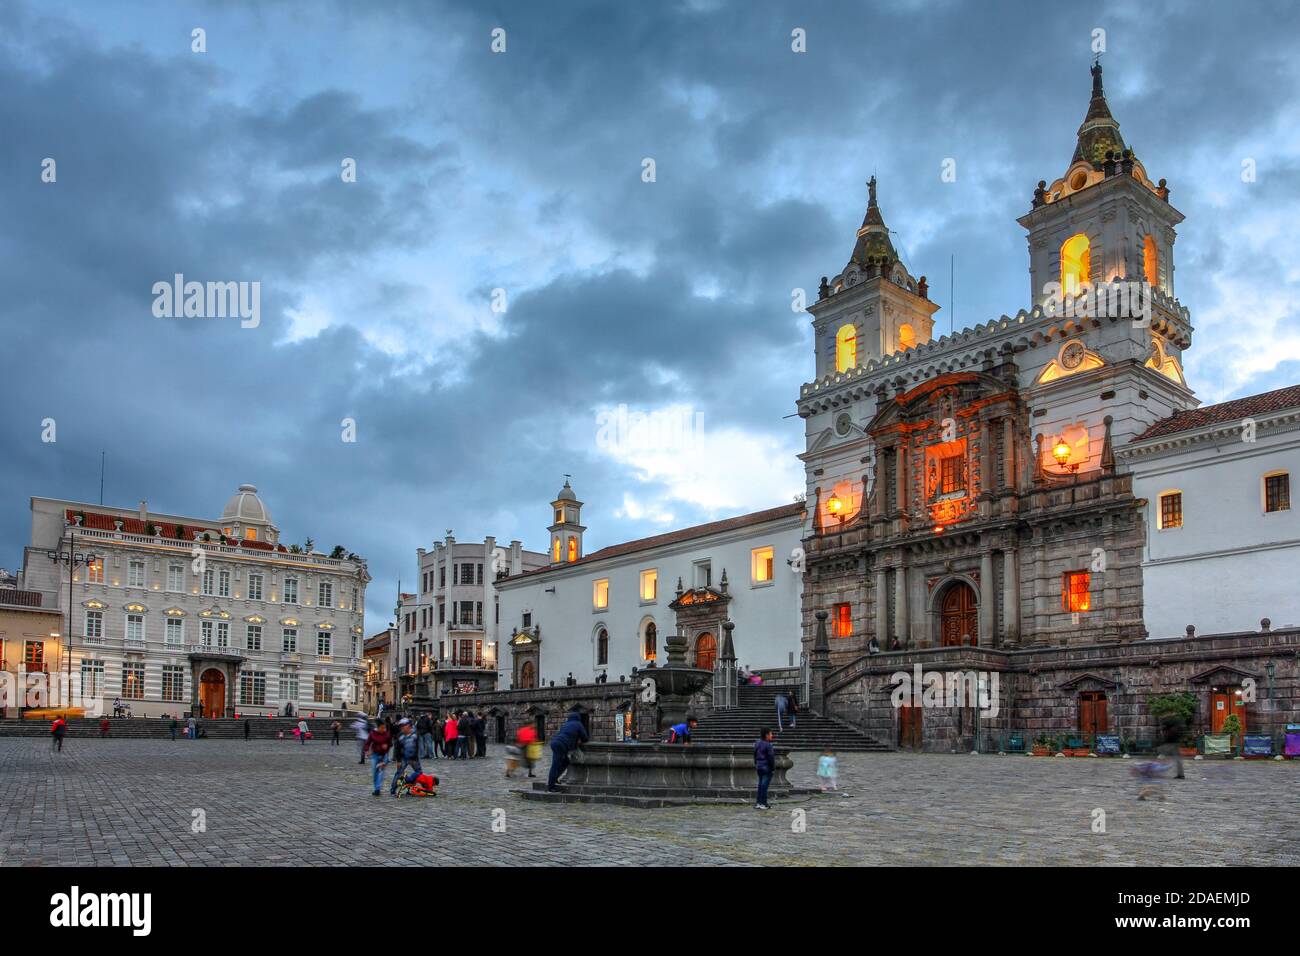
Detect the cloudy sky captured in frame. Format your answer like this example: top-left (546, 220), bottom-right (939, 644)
top-left (3, 0), bottom-right (1298, 632)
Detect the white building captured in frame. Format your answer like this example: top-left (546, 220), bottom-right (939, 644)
top-left (18, 485), bottom-right (369, 718)
top-left (496, 481), bottom-right (805, 687)
top-left (393, 534), bottom-right (548, 698)
top-left (1120, 384), bottom-right (1300, 638)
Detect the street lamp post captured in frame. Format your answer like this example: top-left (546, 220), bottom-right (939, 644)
top-left (44, 530), bottom-right (98, 708)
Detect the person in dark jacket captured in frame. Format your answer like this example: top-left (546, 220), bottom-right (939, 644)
top-left (754, 728), bottom-right (776, 810)
top-left (431, 715), bottom-right (444, 759)
top-left (1157, 713), bottom-right (1187, 780)
top-left (457, 712), bottom-right (472, 759)
top-left (389, 719), bottom-right (422, 796)
top-left (244, 719), bottom-right (251, 741)
top-left (546, 710), bottom-right (590, 792)
top-left (474, 712), bottom-right (488, 758)
top-left (367, 722), bottom-right (393, 796)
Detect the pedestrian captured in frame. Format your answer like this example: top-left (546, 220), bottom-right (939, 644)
top-left (546, 709), bottom-right (589, 792)
top-left (431, 713), bottom-right (444, 759)
top-left (817, 748), bottom-right (839, 792)
top-left (187, 715), bottom-right (196, 740)
top-left (389, 718), bottom-right (422, 797)
top-left (331, 719), bottom-right (341, 746)
top-left (786, 693), bottom-right (798, 729)
top-left (416, 713), bottom-right (433, 758)
top-left (298, 717), bottom-right (309, 745)
top-left (754, 728), bottom-right (775, 810)
top-left (51, 715), bottom-right (66, 752)
top-left (112, 696), bottom-right (122, 718)
top-left (457, 712), bottom-right (472, 759)
top-left (664, 717), bottom-right (698, 744)
top-left (1157, 713), bottom-right (1187, 780)
top-left (100, 716), bottom-right (110, 738)
top-left (512, 722), bottom-right (539, 778)
top-left (367, 720), bottom-right (392, 796)
top-left (244, 719), bottom-right (251, 741)
top-left (774, 691), bottom-right (788, 732)
top-left (169, 717), bottom-right (178, 741)
top-left (444, 713), bottom-right (458, 759)
top-left (351, 714), bottom-right (371, 764)
top-left (474, 712), bottom-right (488, 758)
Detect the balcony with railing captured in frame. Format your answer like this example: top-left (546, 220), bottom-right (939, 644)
top-left (67, 526), bottom-right (364, 572)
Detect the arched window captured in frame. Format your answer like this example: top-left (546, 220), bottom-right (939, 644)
top-left (1060, 233), bottom-right (1091, 295)
top-left (835, 324), bottom-right (857, 373)
top-left (643, 622), bottom-right (657, 662)
top-left (1142, 234), bottom-right (1158, 287)
top-left (897, 323), bottom-right (916, 351)
top-left (596, 628), bottom-right (609, 666)
top-left (552, 537), bottom-right (561, 562)
top-left (567, 537), bottom-right (578, 562)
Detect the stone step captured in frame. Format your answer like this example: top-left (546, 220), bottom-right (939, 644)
top-left (0, 718), bottom-right (353, 740)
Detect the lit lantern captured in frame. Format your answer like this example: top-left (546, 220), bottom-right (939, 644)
top-left (1052, 438), bottom-right (1078, 473)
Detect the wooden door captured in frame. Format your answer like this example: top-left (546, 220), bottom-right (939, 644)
top-left (200, 669), bottom-right (225, 719)
top-left (940, 583), bottom-right (978, 646)
top-left (1078, 691), bottom-right (1107, 735)
top-left (694, 633), bottom-right (717, 671)
top-left (898, 705), bottom-right (923, 749)
top-left (1211, 689), bottom-right (1247, 734)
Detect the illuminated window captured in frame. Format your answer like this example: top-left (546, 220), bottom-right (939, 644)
top-left (640, 569), bottom-right (658, 602)
top-left (593, 578), bottom-right (609, 610)
top-left (244, 527), bottom-right (258, 540)
top-left (555, 508), bottom-right (563, 524)
top-left (1061, 571), bottom-right (1091, 612)
top-left (751, 546), bottom-right (774, 584)
top-left (1159, 491), bottom-right (1183, 529)
top-left (552, 537), bottom-right (561, 562)
top-left (897, 323), bottom-right (916, 351)
top-left (121, 663), bottom-right (145, 700)
top-left (1142, 234), bottom-right (1158, 287)
top-left (833, 602), bottom-right (852, 638)
top-left (1265, 473), bottom-right (1290, 513)
top-left (567, 537), bottom-right (578, 562)
top-left (87, 558), bottom-right (104, 585)
top-left (643, 622), bottom-right (657, 661)
top-left (940, 456), bottom-right (964, 495)
top-left (835, 324), bottom-right (857, 373)
top-left (1060, 233), bottom-right (1091, 295)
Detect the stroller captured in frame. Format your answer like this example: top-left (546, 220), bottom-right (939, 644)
top-left (393, 768), bottom-right (439, 798)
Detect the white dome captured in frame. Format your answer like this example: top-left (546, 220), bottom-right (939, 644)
top-left (221, 484), bottom-right (270, 524)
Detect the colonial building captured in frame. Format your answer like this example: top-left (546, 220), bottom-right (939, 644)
top-left (394, 535), bottom-right (548, 699)
top-left (0, 586), bottom-right (63, 717)
top-left (798, 63), bottom-right (1300, 750)
top-left (17, 485), bottom-right (370, 719)
top-left (496, 481), bottom-right (804, 688)
top-left (363, 626), bottom-right (397, 714)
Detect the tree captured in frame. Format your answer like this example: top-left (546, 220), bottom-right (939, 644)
top-left (330, 545), bottom-right (346, 559)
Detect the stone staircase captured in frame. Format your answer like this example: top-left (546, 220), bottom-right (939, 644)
top-left (0, 717), bottom-right (349, 740)
top-left (690, 685), bottom-right (889, 752)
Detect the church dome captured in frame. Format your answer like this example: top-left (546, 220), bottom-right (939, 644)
top-left (221, 484), bottom-right (270, 524)
top-left (555, 480), bottom-right (577, 502)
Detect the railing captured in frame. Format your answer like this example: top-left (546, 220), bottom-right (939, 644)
top-left (436, 656), bottom-right (495, 670)
top-left (0, 588), bottom-right (45, 608)
top-left (449, 621), bottom-right (484, 632)
top-left (712, 659), bottom-right (737, 710)
top-left (69, 527), bottom-right (363, 570)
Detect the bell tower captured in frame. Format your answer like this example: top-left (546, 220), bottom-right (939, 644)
top-left (547, 479), bottom-right (585, 565)
top-left (807, 177), bottom-right (939, 380)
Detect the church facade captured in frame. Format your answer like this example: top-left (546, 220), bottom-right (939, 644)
top-left (798, 64), bottom-right (1300, 751)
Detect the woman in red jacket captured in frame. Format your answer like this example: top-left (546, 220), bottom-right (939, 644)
top-left (442, 714), bottom-right (458, 758)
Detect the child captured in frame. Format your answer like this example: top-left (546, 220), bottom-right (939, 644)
top-left (817, 749), bottom-right (839, 792)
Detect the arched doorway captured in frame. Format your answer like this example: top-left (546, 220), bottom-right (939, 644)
top-left (694, 632), bottom-right (717, 671)
top-left (643, 622), bottom-right (657, 662)
top-left (519, 660), bottom-right (536, 689)
top-left (940, 582), bottom-right (978, 647)
top-left (199, 668), bottom-right (225, 718)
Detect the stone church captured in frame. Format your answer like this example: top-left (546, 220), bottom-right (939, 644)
top-left (798, 63), bottom-right (1300, 751)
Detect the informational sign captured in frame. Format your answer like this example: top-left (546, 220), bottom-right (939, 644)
top-left (1242, 734), bottom-right (1272, 757)
top-left (1095, 734), bottom-right (1121, 754)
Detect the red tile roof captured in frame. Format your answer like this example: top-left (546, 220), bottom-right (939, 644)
top-left (64, 509), bottom-right (290, 552)
top-left (1132, 384), bottom-right (1300, 442)
top-left (507, 502), bottom-right (806, 580)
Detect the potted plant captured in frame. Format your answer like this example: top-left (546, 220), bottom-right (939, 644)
top-left (1178, 732), bottom-right (1198, 758)
top-left (1031, 734), bottom-right (1051, 757)
top-left (1219, 713), bottom-right (1243, 756)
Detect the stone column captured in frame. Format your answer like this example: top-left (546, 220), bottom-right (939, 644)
top-left (896, 445), bottom-right (908, 515)
top-left (1002, 547), bottom-right (1020, 646)
top-left (809, 611), bottom-right (832, 715)
top-left (979, 551), bottom-right (995, 645)
top-left (874, 565), bottom-right (889, 645)
top-left (1002, 417), bottom-right (1016, 489)
top-left (894, 562), bottom-right (909, 647)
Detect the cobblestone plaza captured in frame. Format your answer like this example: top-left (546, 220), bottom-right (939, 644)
top-left (2, 739), bottom-right (1295, 867)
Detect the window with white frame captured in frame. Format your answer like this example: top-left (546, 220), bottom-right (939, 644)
top-left (246, 624), bottom-right (262, 651)
top-left (1264, 472), bottom-right (1291, 514)
top-left (313, 675), bottom-right (333, 702)
top-left (202, 569), bottom-right (215, 595)
top-left (279, 672), bottom-right (299, 703)
top-left (201, 620), bottom-right (213, 646)
top-left (81, 659), bottom-right (104, 697)
top-left (167, 564), bottom-right (184, 591)
top-left (86, 558), bottom-right (104, 585)
top-left (161, 665), bottom-right (186, 702)
top-left (248, 573), bottom-right (264, 601)
top-left (218, 570), bottom-right (230, 598)
top-left (85, 610), bottom-right (103, 640)
top-left (318, 581), bottom-right (333, 607)
top-left (128, 560), bottom-right (145, 588)
top-left (317, 631), bottom-right (331, 656)
top-left (284, 577), bottom-right (299, 604)
top-left (282, 628), bottom-right (297, 652)
top-left (693, 560), bottom-right (712, 589)
top-left (239, 671), bottom-right (267, 706)
top-left (216, 622), bottom-right (229, 648)
top-left (121, 662), bottom-right (145, 699)
top-left (165, 617), bottom-right (183, 646)
top-left (640, 569), bottom-right (658, 602)
top-left (751, 546), bottom-right (775, 584)
top-left (125, 613), bottom-right (145, 644)
top-left (593, 579), bottom-right (609, 610)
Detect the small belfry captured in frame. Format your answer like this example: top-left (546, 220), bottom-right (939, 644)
top-left (547, 478), bottom-right (585, 565)
top-left (810, 176), bottom-right (939, 378)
